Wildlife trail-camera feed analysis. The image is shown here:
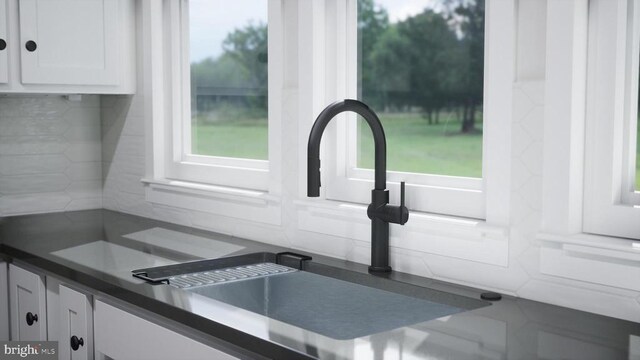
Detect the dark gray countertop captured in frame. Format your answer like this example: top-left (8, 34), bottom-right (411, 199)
top-left (1, 209), bottom-right (639, 359)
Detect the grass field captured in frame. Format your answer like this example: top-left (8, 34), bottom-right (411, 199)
top-left (192, 118), bottom-right (269, 160)
top-left (357, 113), bottom-right (482, 177)
top-left (192, 113), bottom-right (640, 187)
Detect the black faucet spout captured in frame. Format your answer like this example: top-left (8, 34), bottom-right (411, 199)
top-left (307, 99), bottom-right (409, 273)
top-left (307, 100), bottom-right (387, 196)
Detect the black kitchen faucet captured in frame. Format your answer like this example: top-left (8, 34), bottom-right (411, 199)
top-left (307, 99), bottom-right (409, 273)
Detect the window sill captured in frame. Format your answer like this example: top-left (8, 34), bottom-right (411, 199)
top-left (142, 178), bottom-right (281, 225)
top-left (538, 232), bottom-right (640, 291)
top-left (295, 199), bottom-right (509, 266)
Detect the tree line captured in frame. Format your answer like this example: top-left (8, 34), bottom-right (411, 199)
top-left (191, 0), bottom-right (484, 133)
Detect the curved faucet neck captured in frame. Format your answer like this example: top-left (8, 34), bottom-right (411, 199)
top-left (307, 100), bottom-right (387, 194)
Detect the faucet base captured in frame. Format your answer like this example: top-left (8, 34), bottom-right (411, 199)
top-left (368, 265), bottom-right (392, 273)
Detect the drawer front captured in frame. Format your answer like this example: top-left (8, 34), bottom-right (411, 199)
top-left (94, 300), bottom-right (239, 360)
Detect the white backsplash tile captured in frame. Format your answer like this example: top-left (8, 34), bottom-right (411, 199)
top-left (66, 180), bottom-right (102, 199)
top-left (0, 135), bottom-right (69, 155)
top-left (65, 162), bottom-right (102, 181)
top-left (0, 117), bottom-right (69, 136)
top-left (0, 155), bottom-right (69, 176)
top-left (0, 95), bottom-right (102, 216)
top-left (0, 96), bottom-right (69, 118)
top-left (0, 173), bottom-right (69, 195)
top-left (63, 124), bottom-right (101, 142)
top-left (0, 192), bottom-right (71, 215)
top-left (64, 143), bottom-right (102, 162)
top-left (65, 198), bottom-right (103, 211)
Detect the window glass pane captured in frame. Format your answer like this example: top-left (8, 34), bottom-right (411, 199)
top-left (636, 97), bottom-right (639, 190)
top-left (189, 0), bottom-right (268, 160)
top-left (357, 0), bottom-right (484, 178)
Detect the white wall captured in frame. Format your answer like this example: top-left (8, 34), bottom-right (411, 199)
top-left (0, 95), bottom-right (102, 216)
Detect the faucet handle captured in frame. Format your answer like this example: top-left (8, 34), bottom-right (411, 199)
top-left (399, 182), bottom-right (409, 225)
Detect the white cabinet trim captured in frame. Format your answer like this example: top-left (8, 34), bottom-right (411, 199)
top-left (0, 262), bottom-right (9, 341)
top-left (0, 0), bottom-right (8, 84)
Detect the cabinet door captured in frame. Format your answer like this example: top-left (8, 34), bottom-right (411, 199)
top-left (59, 285), bottom-right (93, 360)
top-left (0, 0), bottom-right (7, 84)
top-left (18, 0), bottom-right (119, 86)
top-left (9, 264), bottom-right (47, 340)
top-left (0, 262), bottom-right (8, 341)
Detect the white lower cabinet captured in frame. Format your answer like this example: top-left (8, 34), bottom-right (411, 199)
top-left (3, 264), bottom-right (241, 359)
top-left (0, 262), bottom-right (9, 341)
top-left (8, 264), bottom-right (47, 340)
top-left (94, 300), bottom-right (239, 360)
top-left (58, 284), bottom-right (94, 360)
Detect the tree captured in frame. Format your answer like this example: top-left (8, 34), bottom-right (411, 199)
top-left (222, 22), bottom-right (268, 91)
top-left (190, 22), bottom-right (269, 119)
top-left (358, 0), bottom-right (390, 108)
top-left (362, 0), bottom-right (485, 132)
top-left (398, 10), bottom-right (459, 123)
top-left (369, 25), bottom-right (411, 112)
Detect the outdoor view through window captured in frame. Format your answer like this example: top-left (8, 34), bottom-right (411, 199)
top-left (637, 91), bottom-right (640, 189)
top-left (637, 63), bottom-right (640, 189)
top-left (189, 0), bottom-right (268, 160)
top-left (357, 0), bottom-right (484, 178)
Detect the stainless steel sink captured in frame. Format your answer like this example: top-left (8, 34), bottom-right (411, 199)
top-left (133, 252), bottom-right (489, 340)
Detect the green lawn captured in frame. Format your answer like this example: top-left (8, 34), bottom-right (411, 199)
top-left (358, 113), bottom-right (482, 178)
top-left (192, 118), bottom-right (268, 160)
top-left (192, 114), bottom-right (640, 186)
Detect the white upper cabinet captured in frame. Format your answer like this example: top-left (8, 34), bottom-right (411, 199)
top-left (0, 0), bottom-right (8, 84)
top-left (19, 0), bottom-right (119, 86)
top-left (0, 0), bottom-right (135, 93)
top-left (9, 264), bottom-right (47, 341)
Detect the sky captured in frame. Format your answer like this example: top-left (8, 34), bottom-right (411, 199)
top-left (189, 0), bottom-right (436, 62)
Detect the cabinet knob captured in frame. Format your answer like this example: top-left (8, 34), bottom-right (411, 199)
top-left (25, 312), bottom-right (38, 326)
top-left (70, 335), bottom-right (84, 351)
top-left (25, 40), bottom-right (37, 52)
top-left (0, 39), bottom-right (6, 51)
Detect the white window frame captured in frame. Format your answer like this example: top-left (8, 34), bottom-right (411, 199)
top-left (142, 0), bottom-right (283, 225)
top-left (161, 0), bottom-right (281, 191)
top-left (583, 0), bottom-right (640, 239)
top-left (539, 0), bottom-right (640, 294)
top-left (319, 0), bottom-right (513, 222)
